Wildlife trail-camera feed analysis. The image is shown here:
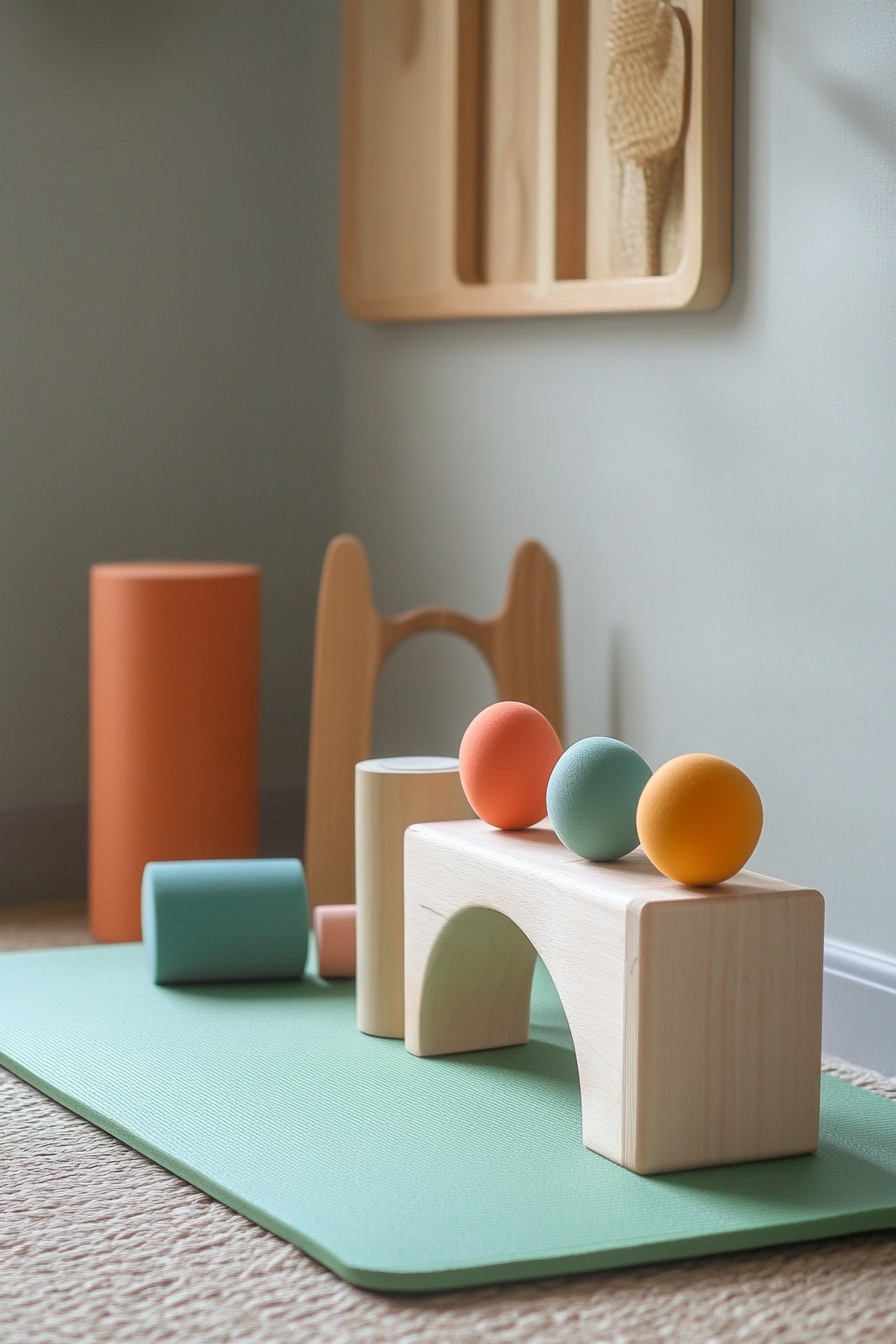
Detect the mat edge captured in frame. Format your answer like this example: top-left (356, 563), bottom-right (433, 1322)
top-left (4, 1053), bottom-right (896, 1293)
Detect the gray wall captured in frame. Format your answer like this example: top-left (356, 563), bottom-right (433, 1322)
top-left (5, 0), bottom-right (896, 967)
top-left (0, 2), bottom-right (341, 854)
top-left (343, 2), bottom-right (896, 959)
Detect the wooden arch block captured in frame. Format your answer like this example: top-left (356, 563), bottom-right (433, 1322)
top-left (303, 535), bottom-right (563, 910)
top-left (404, 819), bottom-right (825, 1175)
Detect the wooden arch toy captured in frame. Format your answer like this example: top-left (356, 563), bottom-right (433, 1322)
top-left (403, 819), bottom-right (825, 1176)
top-left (303, 535), bottom-right (564, 910)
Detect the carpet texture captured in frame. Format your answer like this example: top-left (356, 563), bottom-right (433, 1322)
top-left (3, 899), bottom-right (896, 1342)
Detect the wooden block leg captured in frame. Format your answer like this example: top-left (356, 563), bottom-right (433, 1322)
top-left (624, 895), bottom-right (824, 1172)
top-left (404, 820), bottom-right (825, 1175)
top-left (356, 758), bottom-right (473, 1039)
top-left (304, 537), bottom-right (382, 910)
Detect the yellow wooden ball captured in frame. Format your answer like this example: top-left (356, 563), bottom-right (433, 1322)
top-left (636, 753), bottom-right (763, 886)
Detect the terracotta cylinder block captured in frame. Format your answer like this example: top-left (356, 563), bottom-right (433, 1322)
top-left (90, 563), bottom-right (260, 943)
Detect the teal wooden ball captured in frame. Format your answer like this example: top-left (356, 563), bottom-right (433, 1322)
top-left (547, 737), bottom-right (652, 861)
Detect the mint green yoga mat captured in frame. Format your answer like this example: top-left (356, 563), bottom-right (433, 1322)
top-left (2, 943), bottom-right (896, 1292)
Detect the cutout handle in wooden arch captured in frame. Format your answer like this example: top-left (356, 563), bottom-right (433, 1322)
top-left (303, 535), bottom-right (564, 909)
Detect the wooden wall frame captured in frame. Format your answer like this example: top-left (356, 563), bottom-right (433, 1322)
top-left (341, 0), bottom-right (733, 321)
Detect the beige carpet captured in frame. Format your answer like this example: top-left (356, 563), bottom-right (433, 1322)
top-left (3, 900), bottom-right (896, 1343)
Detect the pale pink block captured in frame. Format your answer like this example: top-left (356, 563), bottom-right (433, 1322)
top-left (313, 904), bottom-right (357, 978)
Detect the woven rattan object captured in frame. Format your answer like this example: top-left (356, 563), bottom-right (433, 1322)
top-left (606, 0), bottom-right (689, 276)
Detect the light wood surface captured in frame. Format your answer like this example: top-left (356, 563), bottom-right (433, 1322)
top-left (455, 0), bottom-right (486, 282)
top-left (341, 0), bottom-right (457, 298)
top-left (355, 758), bottom-right (473, 1037)
top-left (404, 820), bottom-right (824, 1174)
top-left (626, 888), bottom-right (823, 1172)
top-left (484, 0), bottom-right (540, 283)
top-left (303, 536), bottom-right (563, 911)
top-left (483, 0), bottom-right (557, 287)
top-left (341, 0), bottom-right (732, 319)
top-left (555, 0), bottom-right (589, 279)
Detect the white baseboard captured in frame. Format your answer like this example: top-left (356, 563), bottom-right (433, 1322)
top-left (823, 938), bottom-right (896, 1077)
top-left (0, 785), bottom-right (306, 907)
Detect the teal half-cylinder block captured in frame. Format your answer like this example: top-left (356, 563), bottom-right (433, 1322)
top-left (141, 858), bottom-right (308, 985)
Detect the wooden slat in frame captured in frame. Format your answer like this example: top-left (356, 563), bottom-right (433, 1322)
top-left (341, 0), bottom-right (458, 298)
top-left (456, 0), bottom-right (486, 284)
top-left (555, 0), bottom-right (589, 280)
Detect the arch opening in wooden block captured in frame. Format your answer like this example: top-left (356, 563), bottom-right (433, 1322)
top-left (373, 630), bottom-right (496, 761)
top-left (416, 905), bottom-right (538, 1055)
top-left (407, 889), bottom-right (613, 1149)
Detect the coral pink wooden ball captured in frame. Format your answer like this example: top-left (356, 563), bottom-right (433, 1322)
top-left (459, 701), bottom-right (563, 830)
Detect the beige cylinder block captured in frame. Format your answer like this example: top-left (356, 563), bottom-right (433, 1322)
top-left (355, 756), bottom-right (474, 1038)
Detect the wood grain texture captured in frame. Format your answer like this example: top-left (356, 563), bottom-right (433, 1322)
top-left (341, 0), bottom-right (732, 319)
top-left (304, 538), bottom-right (381, 913)
top-left (555, 0), bottom-right (589, 279)
top-left (355, 759), bottom-right (473, 1038)
top-left (303, 536), bottom-right (564, 911)
top-left (483, 0), bottom-right (557, 287)
top-left (624, 884), bottom-right (825, 1173)
top-left (455, 0), bottom-right (486, 283)
top-left (484, 0), bottom-right (540, 283)
top-left (692, 0), bottom-right (734, 309)
top-left (404, 820), bottom-right (824, 1174)
top-left (341, 0), bottom-right (457, 300)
